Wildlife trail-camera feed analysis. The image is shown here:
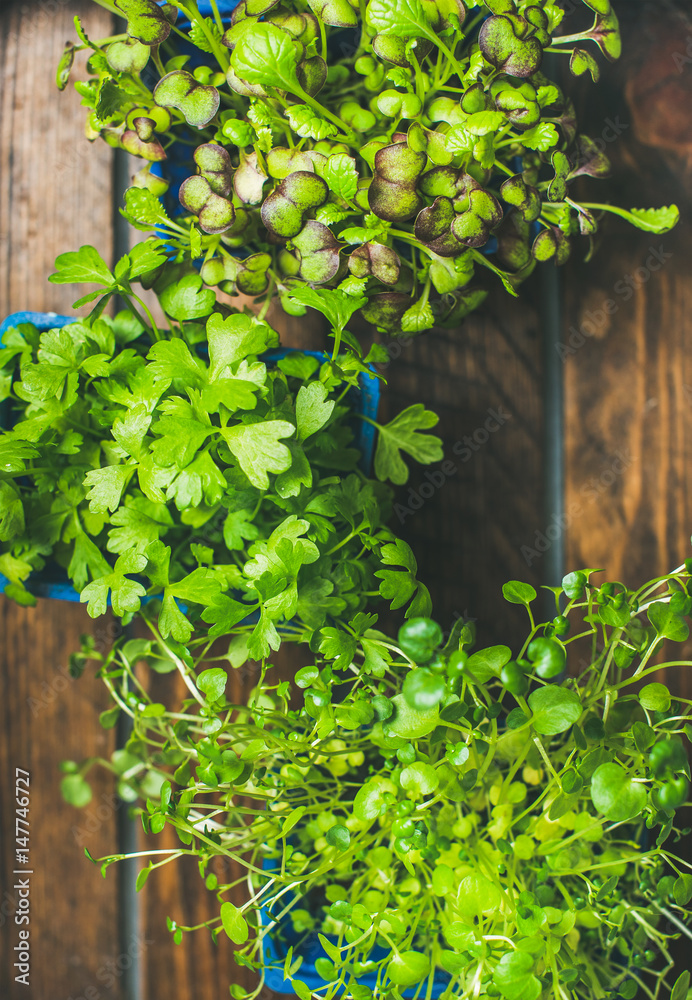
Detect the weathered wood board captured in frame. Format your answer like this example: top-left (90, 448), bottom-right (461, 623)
top-left (0, 5), bottom-right (124, 1000)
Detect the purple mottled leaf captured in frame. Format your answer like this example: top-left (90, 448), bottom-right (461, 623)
top-left (368, 143), bottom-right (426, 222)
top-left (290, 221), bottom-right (342, 283)
top-left (115, 0), bottom-right (172, 45)
top-left (532, 225), bottom-right (571, 265)
top-left (298, 56), bottom-right (328, 96)
top-left (154, 71), bottom-right (219, 128)
top-left (179, 176), bottom-right (235, 234)
top-left (568, 135), bottom-right (611, 179)
top-left (500, 174), bottom-right (541, 221)
top-left (361, 292), bottom-right (411, 332)
top-left (261, 171), bottom-right (329, 238)
top-left (479, 15), bottom-right (543, 77)
top-left (194, 144), bottom-right (234, 197)
top-left (349, 242), bottom-right (401, 285)
top-left (121, 129), bottom-right (166, 161)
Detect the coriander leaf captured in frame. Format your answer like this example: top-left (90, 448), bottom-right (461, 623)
top-left (147, 339), bottom-right (208, 388)
top-left (248, 609), bottom-right (281, 660)
top-left (374, 404), bottom-right (444, 484)
top-left (202, 594), bottom-right (256, 639)
top-left (220, 421), bottom-right (295, 489)
top-left (126, 240), bottom-right (168, 280)
top-left (84, 464), bottom-right (136, 514)
top-left (49, 245), bottom-right (115, 289)
top-left (80, 552), bottom-right (148, 618)
top-left (286, 286), bottom-right (366, 334)
top-left (296, 382), bottom-right (335, 440)
top-left (68, 530), bottom-right (112, 590)
top-left (207, 313), bottom-right (278, 378)
top-left (0, 482), bottom-right (25, 541)
top-left (223, 509), bottom-right (261, 549)
top-left (107, 497), bottom-right (174, 555)
top-left (159, 593), bottom-right (194, 642)
top-left (159, 275), bottom-right (216, 320)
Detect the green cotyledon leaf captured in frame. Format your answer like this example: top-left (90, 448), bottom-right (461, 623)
top-left (373, 404), bottom-right (444, 484)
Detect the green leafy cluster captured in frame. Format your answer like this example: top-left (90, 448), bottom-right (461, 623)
top-left (67, 562), bottom-right (692, 1000)
top-left (61, 0), bottom-right (679, 335)
top-left (0, 240), bottom-right (443, 654)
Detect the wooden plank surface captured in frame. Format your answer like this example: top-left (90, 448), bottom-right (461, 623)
top-left (0, 4), bottom-right (124, 1000)
top-left (380, 287), bottom-right (545, 650)
top-left (564, 0), bottom-right (692, 702)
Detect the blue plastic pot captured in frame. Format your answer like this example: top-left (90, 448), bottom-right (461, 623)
top-left (0, 311), bottom-right (379, 602)
top-left (259, 859), bottom-right (450, 996)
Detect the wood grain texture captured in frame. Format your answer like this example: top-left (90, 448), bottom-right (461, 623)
top-left (379, 283), bottom-right (545, 650)
top-left (0, 4), bottom-right (123, 999)
top-left (564, 0), bottom-right (692, 699)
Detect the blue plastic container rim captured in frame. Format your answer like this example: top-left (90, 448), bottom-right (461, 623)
top-left (0, 311), bottom-right (380, 603)
top-left (259, 858), bottom-right (450, 996)
top-left (173, 0), bottom-right (241, 25)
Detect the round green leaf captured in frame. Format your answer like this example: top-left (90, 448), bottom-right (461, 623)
top-left (527, 637), bottom-right (565, 679)
top-left (493, 950), bottom-right (541, 1000)
top-left (403, 668), bottom-right (445, 710)
top-left (591, 762), bottom-right (647, 822)
top-left (528, 686), bottom-right (582, 735)
top-left (639, 682), bottom-right (671, 712)
top-left (325, 824), bottom-right (351, 850)
top-left (562, 570), bottom-right (587, 599)
top-left (220, 901), bottom-right (249, 944)
top-left (61, 773), bottom-right (92, 808)
top-left (295, 665), bottom-right (319, 689)
top-left (387, 950), bottom-right (430, 987)
top-left (502, 581), bottom-right (537, 606)
top-left (464, 645), bottom-right (511, 683)
top-left (384, 693), bottom-right (440, 739)
top-left (432, 864), bottom-right (455, 896)
top-left (197, 667), bottom-right (227, 701)
top-left (400, 762), bottom-right (439, 797)
top-left (354, 777), bottom-right (397, 822)
top-left (458, 873), bottom-right (501, 919)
